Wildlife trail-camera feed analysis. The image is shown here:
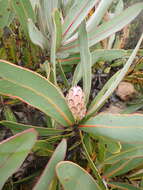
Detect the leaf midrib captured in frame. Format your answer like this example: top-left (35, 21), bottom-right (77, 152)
top-left (1, 77), bottom-right (72, 126)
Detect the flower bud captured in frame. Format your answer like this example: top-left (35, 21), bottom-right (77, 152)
top-left (66, 86), bottom-right (86, 121)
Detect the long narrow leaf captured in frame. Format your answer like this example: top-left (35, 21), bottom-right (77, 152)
top-left (88, 2), bottom-right (143, 47)
top-left (78, 21), bottom-right (91, 104)
top-left (0, 129), bottom-right (37, 189)
top-left (104, 143), bottom-right (143, 164)
top-left (0, 0), bottom-right (13, 28)
top-left (107, 0), bottom-right (124, 49)
top-left (53, 9), bottom-right (62, 50)
top-left (30, 0), bottom-right (39, 9)
top-left (62, 0), bottom-right (99, 40)
top-left (80, 133), bottom-right (107, 190)
top-left (79, 113), bottom-right (143, 143)
top-left (104, 158), bottom-right (143, 178)
top-left (72, 49), bottom-right (127, 85)
top-left (61, 0), bottom-right (114, 50)
top-left (87, 0), bottom-right (114, 31)
top-left (28, 19), bottom-right (48, 49)
top-left (108, 182), bottom-right (140, 190)
top-left (50, 9), bottom-right (57, 84)
top-left (37, 0), bottom-right (47, 35)
top-left (43, 0), bottom-right (58, 35)
top-left (0, 120), bottom-right (64, 136)
top-left (87, 33), bottom-right (143, 117)
top-left (63, 0), bottom-right (75, 16)
top-left (33, 139), bottom-right (67, 190)
top-left (61, 3), bottom-right (143, 53)
top-left (12, 0), bottom-right (36, 37)
top-left (0, 60), bottom-right (75, 126)
top-left (59, 53), bottom-right (80, 65)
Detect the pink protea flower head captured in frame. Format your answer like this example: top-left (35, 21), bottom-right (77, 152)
top-left (66, 86), bottom-right (86, 122)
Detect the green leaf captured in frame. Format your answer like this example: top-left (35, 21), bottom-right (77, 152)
top-left (91, 1), bottom-right (143, 46)
top-left (88, 71), bottom-right (120, 116)
top-left (98, 136), bottom-right (121, 155)
top-left (12, 0), bottom-right (36, 37)
top-left (57, 62), bottom-right (70, 89)
top-left (140, 180), bottom-right (143, 189)
top-left (33, 139), bottom-right (67, 190)
top-left (72, 49), bottom-right (127, 85)
top-left (50, 9), bottom-right (60, 84)
top-left (62, 0), bottom-right (99, 40)
top-left (30, 0), bottom-right (39, 10)
top-left (83, 135), bottom-right (94, 156)
top-left (43, 0), bottom-right (58, 35)
top-left (0, 120), bottom-right (64, 136)
top-left (0, 0), bottom-right (13, 28)
top-left (108, 182), bottom-right (140, 190)
top-left (41, 60), bottom-right (51, 79)
top-left (36, 0), bottom-right (47, 35)
top-left (104, 143), bottom-right (143, 164)
top-left (61, 3), bottom-right (143, 53)
top-left (0, 60), bottom-right (75, 126)
top-left (130, 172), bottom-right (143, 181)
top-left (56, 161), bottom-right (102, 190)
top-left (115, 0), bottom-right (124, 15)
top-left (87, 0), bottom-right (114, 31)
top-left (59, 53), bottom-right (80, 65)
top-left (28, 19), bottom-right (48, 49)
top-left (81, 134), bottom-right (107, 190)
top-left (104, 158), bottom-right (143, 178)
top-left (53, 9), bottom-right (62, 50)
top-left (95, 137), bottom-right (121, 163)
top-left (78, 21), bottom-right (91, 104)
top-left (107, 0), bottom-right (124, 49)
top-left (3, 106), bottom-right (17, 122)
top-left (91, 49), bottom-right (128, 63)
top-left (0, 128), bottom-right (37, 189)
top-left (79, 113), bottom-right (143, 143)
top-left (121, 102), bottom-right (143, 114)
top-left (62, 0), bottom-right (75, 16)
top-left (87, 33), bottom-right (143, 117)
top-left (32, 140), bottom-right (54, 156)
